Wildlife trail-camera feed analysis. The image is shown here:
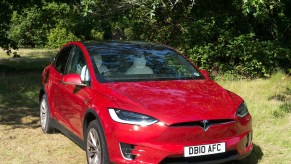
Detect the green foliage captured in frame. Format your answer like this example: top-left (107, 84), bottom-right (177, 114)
top-left (9, 7), bottom-right (45, 47)
top-left (47, 26), bottom-right (79, 48)
top-left (188, 33), bottom-right (291, 78)
top-left (8, 2), bottom-right (78, 48)
top-left (1, 0), bottom-right (291, 78)
top-left (90, 30), bottom-right (104, 40)
top-left (0, 0), bottom-right (43, 51)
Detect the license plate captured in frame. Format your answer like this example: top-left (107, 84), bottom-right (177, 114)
top-left (184, 142), bottom-right (225, 157)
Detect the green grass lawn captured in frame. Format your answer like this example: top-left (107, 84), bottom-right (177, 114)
top-left (219, 74), bottom-right (291, 164)
top-left (0, 49), bottom-right (290, 164)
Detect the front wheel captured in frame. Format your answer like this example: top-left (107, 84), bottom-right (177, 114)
top-left (40, 94), bottom-right (53, 133)
top-left (86, 120), bottom-right (109, 164)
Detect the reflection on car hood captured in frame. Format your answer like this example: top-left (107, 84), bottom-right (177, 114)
top-left (103, 80), bottom-right (242, 125)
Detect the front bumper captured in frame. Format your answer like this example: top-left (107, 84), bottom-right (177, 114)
top-left (105, 116), bottom-right (252, 163)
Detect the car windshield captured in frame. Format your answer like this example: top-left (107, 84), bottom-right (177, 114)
top-left (85, 42), bottom-right (204, 82)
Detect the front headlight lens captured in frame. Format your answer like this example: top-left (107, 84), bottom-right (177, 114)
top-left (108, 108), bottom-right (158, 126)
top-left (236, 102), bottom-right (249, 117)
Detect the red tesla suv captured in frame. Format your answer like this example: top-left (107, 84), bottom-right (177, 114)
top-left (39, 41), bottom-right (252, 164)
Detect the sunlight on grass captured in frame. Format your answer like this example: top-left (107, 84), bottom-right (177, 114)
top-left (0, 49), bottom-right (56, 75)
top-left (217, 72), bottom-right (291, 164)
top-left (0, 49), bottom-right (85, 163)
top-left (1, 48), bottom-right (57, 58)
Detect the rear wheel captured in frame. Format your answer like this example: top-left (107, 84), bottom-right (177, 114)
top-left (86, 120), bottom-right (109, 164)
top-left (40, 94), bottom-right (53, 133)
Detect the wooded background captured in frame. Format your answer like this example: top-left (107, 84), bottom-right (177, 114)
top-left (1, 0), bottom-right (290, 77)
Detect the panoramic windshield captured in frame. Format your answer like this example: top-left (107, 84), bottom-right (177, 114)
top-left (86, 42), bottom-right (204, 82)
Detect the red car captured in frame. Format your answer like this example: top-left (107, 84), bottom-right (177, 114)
top-left (40, 41), bottom-right (252, 164)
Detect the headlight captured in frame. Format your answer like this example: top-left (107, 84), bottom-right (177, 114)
top-left (236, 102), bottom-right (249, 117)
top-left (108, 108), bottom-right (158, 126)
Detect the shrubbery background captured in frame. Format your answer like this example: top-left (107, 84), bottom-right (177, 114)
top-left (1, 0), bottom-right (291, 77)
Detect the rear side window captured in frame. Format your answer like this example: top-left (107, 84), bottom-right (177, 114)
top-left (54, 46), bottom-right (73, 74)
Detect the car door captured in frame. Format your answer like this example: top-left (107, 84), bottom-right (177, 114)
top-left (59, 45), bottom-right (92, 138)
top-left (49, 45), bottom-right (73, 124)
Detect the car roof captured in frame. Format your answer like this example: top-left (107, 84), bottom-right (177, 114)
top-left (81, 40), bottom-right (173, 50)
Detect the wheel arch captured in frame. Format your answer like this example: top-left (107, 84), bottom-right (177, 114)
top-left (84, 109), bottom-right (110, 163)
top-left (83, 109), bottom-right (100, 139)
top-left (39, 85), bottom-right (46, 103)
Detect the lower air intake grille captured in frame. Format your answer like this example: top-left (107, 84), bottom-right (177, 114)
top-left (119, 142), bottom-right (135, 160)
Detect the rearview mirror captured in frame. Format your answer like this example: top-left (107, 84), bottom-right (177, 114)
top-left (62, 74), bottom-right (87, 86)
top-left (200, 70), bottom-right (210, 79)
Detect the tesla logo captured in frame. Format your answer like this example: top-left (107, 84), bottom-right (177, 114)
top-left (201, 120), bottom-right (209, 131)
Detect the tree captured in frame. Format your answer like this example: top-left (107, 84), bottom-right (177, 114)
top-left (0, 0), bottom-right (78, 51)
top-left (1, 0), bottom-right (290, 76)
top-left (0, 1), bottom-right (17, 54)
top-left (0, 0), bottom-right (44, 55)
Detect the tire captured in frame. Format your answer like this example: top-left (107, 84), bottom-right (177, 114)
top-left (86, 120), bottom-right (109, 164)
top-left (40, 94), bottom-right (53, 133)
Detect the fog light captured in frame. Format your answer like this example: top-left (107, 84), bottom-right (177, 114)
top-left (119, 142), bottom-right (135, 160)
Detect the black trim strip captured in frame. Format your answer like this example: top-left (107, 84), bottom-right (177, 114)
top-left (170, 119), bottom-right (234, 127)
top-left (51, 119), bottom-right (85, 150)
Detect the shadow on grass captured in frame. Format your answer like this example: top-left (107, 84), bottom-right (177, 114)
top-left (225, 144), bottom-right (263, 164)
top-left (0, 55), bottom-right (53, 129)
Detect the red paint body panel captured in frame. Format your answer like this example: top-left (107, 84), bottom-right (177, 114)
top-left (102, 80), bottom-right (239, 125)
top-left (41, 41), bottom-right (253, 163)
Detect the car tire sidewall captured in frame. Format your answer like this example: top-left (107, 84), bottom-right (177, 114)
top-left (86, 119), bottom-right (109, 164)
top-left (40, 94), bottom-right (53, 133)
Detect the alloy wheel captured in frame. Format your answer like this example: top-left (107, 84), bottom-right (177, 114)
top-left (87, 128), bottom-right (102, 164)
top-left (40, 99), bottom-right (47, 130)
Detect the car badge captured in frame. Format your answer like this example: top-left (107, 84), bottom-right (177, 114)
top-left (201, 120), bottom-right (209, 131)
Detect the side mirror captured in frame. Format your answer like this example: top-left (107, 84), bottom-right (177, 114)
top-left (62, 74), bottom-right (87, 86)
top-left (200, 70), bottom-right (210, 79)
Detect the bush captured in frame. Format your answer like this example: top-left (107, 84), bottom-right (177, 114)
top-left (9, 7), bottom-right (47, 47)
top-left (46, 26), bottom-right (79, 48)
top-left (8, 2), bottom-right (76, 48)
top-left (187, 34), bottom-right (291, 78)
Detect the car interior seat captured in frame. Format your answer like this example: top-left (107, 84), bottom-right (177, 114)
top-left (93, 55), bottom-right (111, 76)
top-left (126, 55), bottom-right (153, 75)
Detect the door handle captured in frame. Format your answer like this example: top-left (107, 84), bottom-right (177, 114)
top-left (84, 99), bottom-right (92, 105)
top-left (84, 99), bottom-right (90, 105)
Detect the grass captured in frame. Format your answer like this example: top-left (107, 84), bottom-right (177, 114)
top-left (218, 74), bottom-right (291, 164)
top-left (0, 49), bottom-right (85, 164)
top-left (0, 49), bottom-right (290, 163)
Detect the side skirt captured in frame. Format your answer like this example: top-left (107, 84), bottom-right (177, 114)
top-left (51, 119), bottom-right (86, 150)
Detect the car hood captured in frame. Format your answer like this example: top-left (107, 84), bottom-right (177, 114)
top-left (102, 79), bottom-right (242, 125)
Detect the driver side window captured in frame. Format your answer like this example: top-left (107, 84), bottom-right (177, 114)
top-left (66, 46), bottom-right (90, 83)
top-left (54, 46), bottom-right (73, 74)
